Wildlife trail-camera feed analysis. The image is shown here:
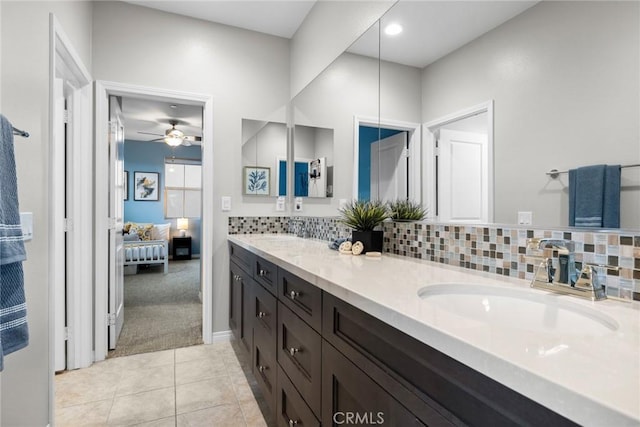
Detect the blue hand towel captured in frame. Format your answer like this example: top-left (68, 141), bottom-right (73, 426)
top-left (569, 164), bottom-right (620, 228)
top-left (0, 114), bottom-right (28, 370)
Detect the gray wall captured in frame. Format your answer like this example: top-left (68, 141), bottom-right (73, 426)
top-left (421, 1), bottom-right (640, 228)
top-left (0, 2), bottom-right (93, 425)
top-left (293, 53), bottom-right (422, 216)
top-left (92, 1), bottom-right (291, 338)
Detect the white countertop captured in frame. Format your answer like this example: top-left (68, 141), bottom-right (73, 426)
top-left (228, 234), bottom-right (640, 426)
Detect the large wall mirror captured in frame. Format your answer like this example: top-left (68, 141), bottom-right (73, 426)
top-left (293, 1), bottom-right (639, 229)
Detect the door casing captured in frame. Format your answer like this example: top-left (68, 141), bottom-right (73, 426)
top-left (94, 81), bottom-right (214, 361)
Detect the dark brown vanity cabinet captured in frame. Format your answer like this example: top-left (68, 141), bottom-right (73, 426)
top-left (229, 241), bottom-right (576, 427)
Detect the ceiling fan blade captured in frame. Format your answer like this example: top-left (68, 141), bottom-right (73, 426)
top-left (183, 135), bottom-right (202, 142)
top-left (138, 131), bottom-right (164, 137)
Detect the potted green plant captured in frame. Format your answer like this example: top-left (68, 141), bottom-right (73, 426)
top-left (338, 199), bottom-right (388, 253)
top-left (387, 199), bottom-right (428, 222)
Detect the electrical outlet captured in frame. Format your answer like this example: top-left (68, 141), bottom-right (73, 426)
top-left (276, 196), bottom-right (285, 212)
top-left (518, 211), bottom-right (532, 225)
top-left (294, 197), bottom-right (303, 212)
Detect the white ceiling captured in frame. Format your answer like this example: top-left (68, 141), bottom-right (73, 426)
top-left (121, 1), bottom-right (538, 141)
top-left (124, 0), bottom-right (316, 38)
top-left (348, 1), bottom-right (538, 68)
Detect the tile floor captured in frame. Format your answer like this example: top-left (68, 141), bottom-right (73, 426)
top-left (55, 340), bottom-right (275, 426)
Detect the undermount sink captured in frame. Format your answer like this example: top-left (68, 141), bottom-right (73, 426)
top-left (417, 284), bottom-right (619, 336)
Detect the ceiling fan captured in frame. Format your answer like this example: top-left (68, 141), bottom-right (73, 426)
top-left (138, 120), bottom-right (202, 147)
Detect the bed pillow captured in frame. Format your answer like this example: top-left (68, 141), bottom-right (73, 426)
top-left (124, 233), bottom-right (140, 242)
top-left (127, 222), bottom-right (153, 241)
top-left (152, 223), bottom-right (171, 241)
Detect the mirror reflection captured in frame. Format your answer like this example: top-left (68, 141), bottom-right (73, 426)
top-left (241, 119), bottom-right (286, 197)
top-left (294, 1), bottom-right (639, 229)
top-left (289, 124), bottom-right (334, 198)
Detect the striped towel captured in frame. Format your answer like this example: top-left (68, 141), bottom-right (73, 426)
top-left (0, 115), bottom-right (28, 370)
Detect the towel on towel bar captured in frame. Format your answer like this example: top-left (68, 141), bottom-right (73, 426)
top-left (0, 115), bottom-right (28, 370)
top-left (569, 164), bottom-right (620, 228)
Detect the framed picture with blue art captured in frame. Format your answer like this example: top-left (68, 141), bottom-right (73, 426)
top-left (134, 171), bottom-right (160, 201)
top-left (244, 166), bottom-right (270, 196)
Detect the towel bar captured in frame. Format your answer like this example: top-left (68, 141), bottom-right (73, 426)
top-left (547, 163), bottom-right (640, 179)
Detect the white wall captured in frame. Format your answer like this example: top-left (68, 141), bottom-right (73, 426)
top-left (421, 1), bottom-right (640, 228)
top-left (293, 52), bottom-right (422, 215)
top-left (290, 0), bottom-right (395, 98)
top-left (0, 2), bottom-right (93, 425)
top-left (92, 1), bottom-right (290, 335)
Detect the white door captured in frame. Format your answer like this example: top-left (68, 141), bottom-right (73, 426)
top-left (438, 129), bottom-right (488, 223)
top-left (370, 132), bottom-right (408, 201)
top-left (108, 95), bottom-right (125, 349)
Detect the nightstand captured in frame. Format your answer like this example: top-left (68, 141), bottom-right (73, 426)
top-left (172, 236), bottom-right (192, 260)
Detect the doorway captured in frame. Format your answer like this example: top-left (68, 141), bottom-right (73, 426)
top-left (423, 101), bottom-right (494, 224)
top-left (94, 82), bottom-right (214, 362)
top-left (106, 97), bottom-right (205, 357)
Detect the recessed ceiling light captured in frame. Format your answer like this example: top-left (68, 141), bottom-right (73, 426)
top-left (384, 23), bottom-right (403, 36)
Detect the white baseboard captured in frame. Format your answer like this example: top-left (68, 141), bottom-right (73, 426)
top-left (211, 330), bottom-right (233, 342)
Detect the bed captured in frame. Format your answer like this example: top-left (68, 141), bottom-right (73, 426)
top-left (123, 222), bottom-right (171, 274)
top-left (124, 239), bottom-right (169, 274)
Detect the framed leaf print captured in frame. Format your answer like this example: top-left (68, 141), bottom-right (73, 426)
top-left (243, 166), bottom-right (270, 196)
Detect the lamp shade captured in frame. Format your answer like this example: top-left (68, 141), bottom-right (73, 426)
top-left (177, 218), bottom-right (189, 230)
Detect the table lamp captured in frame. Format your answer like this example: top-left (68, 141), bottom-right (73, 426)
top-left (177, 218), bottom-right (189, 237)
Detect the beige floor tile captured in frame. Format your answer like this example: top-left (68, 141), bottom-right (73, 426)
top-left (175, 357), bottom-right (228, 386)
top-left (108, 387), bottom-right (175, 426)
top-left (233, 381), bottom-right (259, 405)
top-left (240, 400), bottom-right (270, 427)
top-left (55, 370), bottom-right (120, 408)
top-left (177, 404), bottom-right (245, 427)
top-left (132, 416), bottom-right (177, 427)
top-left (175, 343), bottom-right (224, 364)
top-left (116, 363), bottom-right (175, 396)
top-left (55, 399), bottom-right (113, 427)
top-left (176, 379), bottom-right (237, 414)
top-left (107, 349), bottom-right (175, 370)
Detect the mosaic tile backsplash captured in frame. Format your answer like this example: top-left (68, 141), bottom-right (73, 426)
top-left (229, 216), bottom-right (640, 301)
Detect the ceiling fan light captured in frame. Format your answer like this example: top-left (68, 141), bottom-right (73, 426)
top-left (165, 135), bottom-right (182, 147)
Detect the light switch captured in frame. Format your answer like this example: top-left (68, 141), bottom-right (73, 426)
top-left (276, 196), bottom-right (285, 212)
top-left (518, 211), bottom-right (532, 225)
top-left (221, 196), bottom-right (231, 212)
top-left (20, 212), bottom-right (33, 241)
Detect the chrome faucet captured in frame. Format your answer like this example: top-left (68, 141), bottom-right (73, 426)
top-left (527, 238), bottom-right (609, 301)
top-left (291, 218), bottom-right (308, 238)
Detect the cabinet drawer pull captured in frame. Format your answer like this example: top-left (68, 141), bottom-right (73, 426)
top-left (288, 419), bottom-right (298, 427)
top-left (289, 347), bottom-right (300, 356)
top-left (289, 290), bottom-right (300, 300)
top-left (258, 365), bottom-right (267, 373)
top-left (257, 311), bottom-right (266, 319)
top-left (259, 269), bottom-right (267, 277)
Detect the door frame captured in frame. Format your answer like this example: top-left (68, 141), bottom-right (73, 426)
top-left (422, 100), bottom-right (494, 222)
top-left (49, 13), bottom-right (93, 374)
top-left (94, 81), bottom-right (214, 361)
top-left (352, 116), bottom-right (421, 201)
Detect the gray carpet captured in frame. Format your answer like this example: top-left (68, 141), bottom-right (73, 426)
top-left (108, 259), bottom-right (203, 358)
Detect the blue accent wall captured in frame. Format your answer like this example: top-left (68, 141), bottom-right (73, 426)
top-left (278, 160), bottom-right (310, 196)
top-left (124, 140), bottom-right (202, 255)
top-left (358, 126), bottom-right (403, 200)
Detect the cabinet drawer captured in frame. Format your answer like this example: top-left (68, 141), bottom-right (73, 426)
top-left (254, 256), bottom-right (278, 295)
top-left (229, 242), bottom-right (254, 276)
top-left (322, 341), bottom-right (426, 427)
top-left (252, 280), bottom-right (278, 345)
top-left (276, 365), bottom-right (320, 427)
top-left (277, 302), bottom-right (321, 418)
top-left (278, 268), bottom-right (322, 332)
top-left (323, 292), bottom-right (577, 427)
top-left (253, 331), bottom-right (277, 416)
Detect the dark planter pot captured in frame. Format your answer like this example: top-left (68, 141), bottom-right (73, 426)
top-left (352, 230), bottom-right (383, 253)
